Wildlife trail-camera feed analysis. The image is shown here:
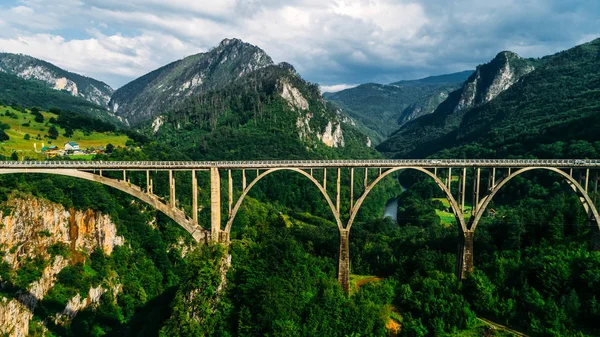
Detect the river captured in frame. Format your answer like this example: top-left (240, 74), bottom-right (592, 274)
top-left (383, 197), bottom-right (398, 222)
top-left (383, 184), bottom-right (406, 222)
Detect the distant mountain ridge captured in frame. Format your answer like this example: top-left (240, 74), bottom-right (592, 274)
top-left (390, 71), bottom-right (474, 86)
top-left (323, 70), bottom-right (472, 144)
top-left (0, 53), bottom-right (113, 107)
top-left (377, 39), bottom-right (600, 159)
top-left (109, 38), bottom-right (275, 126)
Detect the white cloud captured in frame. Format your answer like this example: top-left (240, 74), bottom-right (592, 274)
top-left (0, 0), bottom-right (598, 89)
top-left (320, 83), bottom-right (358, 93)
top-left (11, 6), bottom-right (34, 15)
top-left (0, 32), bottom-right (197, 87)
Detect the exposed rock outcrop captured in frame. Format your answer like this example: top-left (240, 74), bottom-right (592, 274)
top-left (281, 80), bottom-right (309, 111)
top-left (0, 195), bottom-right (124, 337)
top-left (317, 121), bottom-right (345, 148)
top-left (454, 51), bottom-right (535, 113)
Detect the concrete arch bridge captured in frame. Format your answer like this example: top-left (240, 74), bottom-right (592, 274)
top-left (2, 159), bottom-right (599, 292)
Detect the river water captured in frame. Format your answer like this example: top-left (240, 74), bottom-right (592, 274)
top-left (382, 184), bottom-right (406, 222)
top-left (383, 197), bottom-right (398, 222)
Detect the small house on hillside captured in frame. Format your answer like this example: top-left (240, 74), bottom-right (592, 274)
top-left (65, 141), bottom-right (79, 151)
top-left (41, 145), bottom-right (58, 152)
top-left (41, 145), bottom-right (60, 158)
top-left (488, 208), bottom-right (497, 218)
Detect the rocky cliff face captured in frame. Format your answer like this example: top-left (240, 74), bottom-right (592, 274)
top-left (280, 78), bottom-right (347, 148)
top-left (0, 53), bottom-right (114, 107)
top-left (0, 195), bottom-right (123, 337)
top-left (109, 38), bottom-right (274, 126)
top-left (453, 51), bottom-right (535, 112)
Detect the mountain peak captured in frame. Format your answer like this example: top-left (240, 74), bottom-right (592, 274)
top-left (452, 50), bottom-right (535, 113)
top-left (219, 38), bottom-right (243, 47)
top-left (109, 38), bottom-right (275, 125)
top-left (495, 50), bottom-right (521, 59)
top-left (0, 52), bottom-right (113, 106)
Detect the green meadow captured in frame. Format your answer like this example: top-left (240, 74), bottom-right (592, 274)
top-left (0, 105), bottom-right (129, 159)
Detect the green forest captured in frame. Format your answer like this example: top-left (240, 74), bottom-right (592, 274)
top-left (1, 128), bottom-right (599, 336)
top-left (2, 152), bottom-right (599, 336)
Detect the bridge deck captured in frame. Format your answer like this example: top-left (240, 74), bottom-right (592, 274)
top-left (0, 159), bottom-right (597, 170)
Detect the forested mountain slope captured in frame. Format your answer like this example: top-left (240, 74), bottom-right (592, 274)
top-left (113, 38), bottom-right (377, 159)
top-left (0, 72), bottom-right (123, 125)
top-left (377, 50), bottom-right (542, 157)
top-left (0, 53), bottom-right (113, 107)
top-left (323, 70), bottom-right (472, 143)
top-left (146, 62), bottom-right (376, 160)
top-left (109, 38), bottom-right (275, 126)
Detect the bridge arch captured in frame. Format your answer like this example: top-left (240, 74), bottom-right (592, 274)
top-left (347, 167), bottom-right (467, 232)
top-left (224, 168), bottom-right (342, 233)
top-left (469, 167), bottom-right (600, 232)
top-left (0, 169), bottom-right (209, 242)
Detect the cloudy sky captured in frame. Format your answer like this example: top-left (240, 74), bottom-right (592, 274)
top-left (0, 0), bottom-right (598, 92)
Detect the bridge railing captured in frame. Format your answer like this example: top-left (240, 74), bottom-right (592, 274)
top-left (0, 159), bottom-right (598, 170)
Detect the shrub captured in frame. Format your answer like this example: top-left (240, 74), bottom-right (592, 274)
top-left (48, 125), bottom-right (59, 140)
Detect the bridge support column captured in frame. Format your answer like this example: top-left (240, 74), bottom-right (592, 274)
top-left (594, 172), bottom-right (598, 206)
top-left (472, 168), bottom-right (481, 216)
top-left (242, 169), bottom-right (247, 190)
top-left (192, 170), bottom-right (198, 224)
top-left (211, 167), bottom-right (222, 242)
top-left (146, 170), bottom-right (150, 193)
top-left (350, 168), bottom-right (354, 210)
top-left (338, 228), bottom-right (350, 293)
top-left (336, 168), bottom-right (341, 212)
top-left (461, 168), bottom-right (466, 213)
top-left (592, 173), bottom-right (600, 250)
top-left (228, 170), bottom-right (233, 216)
top-left (169, 170), bottom-right (176, 208)
top-left (456, 230), bottom-right (474, 279)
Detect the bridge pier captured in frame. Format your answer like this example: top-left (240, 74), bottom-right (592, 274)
top-left (338, 228), bottom-right (350, 293)
top-left (169, 170), bottom-right (176, 208)
top-left (590, 172), bottom-right (600, 251)
top-left (211, 167), bottom-right (222, 241)
top-left (456, 230), bottom-right (474, 279)
top-left (192, 170), bottom-right (198, 224)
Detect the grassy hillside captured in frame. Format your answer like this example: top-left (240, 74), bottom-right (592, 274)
top-left (0, 105), bottom-right (129, 159)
